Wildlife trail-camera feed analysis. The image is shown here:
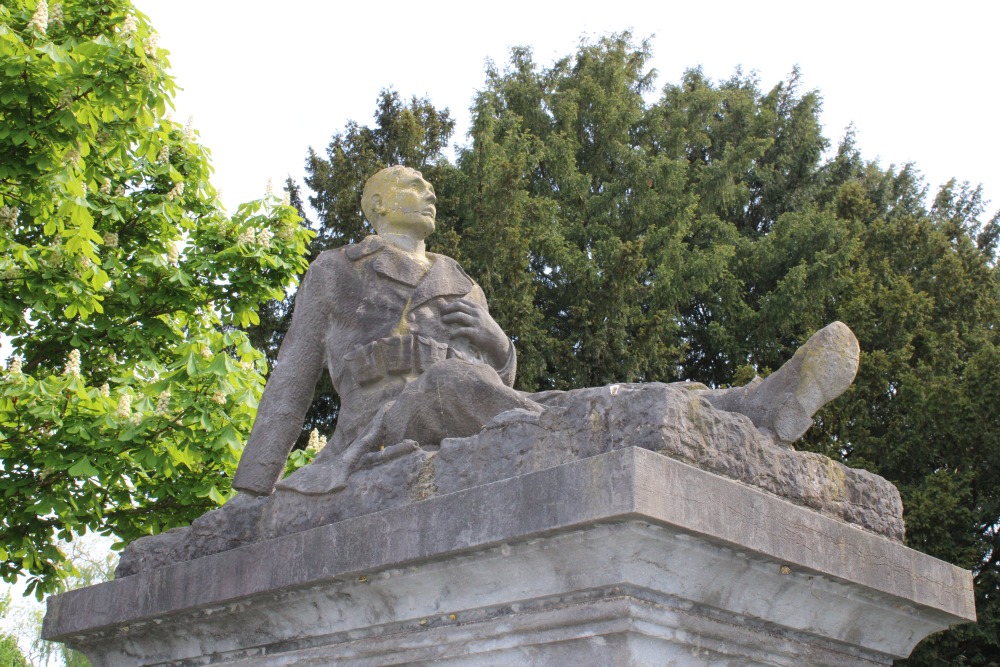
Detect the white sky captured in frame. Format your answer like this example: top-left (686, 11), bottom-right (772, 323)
top-left (1, 1), bottom-right (996, 365)
top-left (138, 0), bottom-right (999, 218)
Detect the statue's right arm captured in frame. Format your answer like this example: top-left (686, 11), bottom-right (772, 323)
top-left (231, 258), bottom-right (330, 496)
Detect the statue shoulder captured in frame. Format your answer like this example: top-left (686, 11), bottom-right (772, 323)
top-left (430, 251), bottom-right (474, 281)
top-left (429, 251), bottom-right (487, 305)
top-left (343, 235), bottom-right (384, 261)
top-left (297, 245), bottom-right (362, 299)
top-left (310, 238), bottom-right (380, 273)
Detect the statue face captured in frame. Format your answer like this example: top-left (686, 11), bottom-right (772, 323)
top-left (376, 170), bottom-right (437, 238)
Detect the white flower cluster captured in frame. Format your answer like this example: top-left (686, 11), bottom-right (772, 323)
top-left (167, 243), bottom-right (180, 266)
top-left (99, 383), bottom-right (110, 397)
top-left (158, 144), bottom-right (169, 163)
top-left (144, 33), bottom-right (159, 57)
top-left (116, 394), bottom-right (131, 419)
top-left (0, 206), bottom-right (16, 228)
top-left (28, 0), bottom-right (48, 34)
top-left (281, 190), bottom-right (290, 207)
top-left (155, 390), bottom-right (171, 416)
top-left (185, 116), bottom-right (195, 142)
top-left (64, 349), bottom-right (81, 377)
top-left (237, 226), bottom-right (275, 249)
top-left (166, 181), bottom-right (184, 201)
top-left (8, 357), bottom-right (22, 376)
top-left (237, 228), bottom-right (256, 246)
top-left (306, 429), bottom-right (326, 453)
top-left (103, 232), bottom-right (118, 248)
top-left (239, 360), bottom-right (254, 372)
top-left (99, 179), bottom-right (111, 195)
top-left (211, 391), bottom-right (226, 405)
top-left (49, 3), bottom-right (62, 28)
top-left (121, 13), bottom-right (137, 37)
top-left (130, 410), bottom-right (143, 426)
top-left (64, 148), bottom-right (80, 166)
top-left (44, 244), bottom-right (63, 268)
top-left (265, 178), bottom-right (274, 197)
top-left (201, 345), bottom-right (212, 359)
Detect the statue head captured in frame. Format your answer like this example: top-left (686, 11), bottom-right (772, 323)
top-left (362, 166), bottom-right (437, 239)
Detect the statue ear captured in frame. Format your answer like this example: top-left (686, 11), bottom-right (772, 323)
top-left (371, 193), bottom-right (384, 215)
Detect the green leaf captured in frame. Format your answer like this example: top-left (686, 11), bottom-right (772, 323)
top-left (68, 457), bottom-right (100, 478)
top-left (185, 353), bottom-right (198, 378)
top-left (207, 486), bottom-right (226, 505)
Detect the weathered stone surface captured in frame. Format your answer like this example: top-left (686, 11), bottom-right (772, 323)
top-left (45, 448), bottom-right (975, 666)
top-left (117, 382), bottom-right (903, 577)
top-left (703, 320), bottom-right (861, 444)
top-left (436, 382), bottom-right (898, 537)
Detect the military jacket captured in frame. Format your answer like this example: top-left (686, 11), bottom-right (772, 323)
top-left (232, 235), bottom-right (516, 495)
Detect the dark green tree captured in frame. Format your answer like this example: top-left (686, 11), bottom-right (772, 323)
top-left (287, 33), bottom-right (998, 663)
top-left (454, 36), bottom-right (999, 664)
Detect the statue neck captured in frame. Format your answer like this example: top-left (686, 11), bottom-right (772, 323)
top-left (380, 233), bottom-right (429, 264)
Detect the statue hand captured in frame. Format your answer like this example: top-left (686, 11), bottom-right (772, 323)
top-left (440, 299), bottom-right (510, 365)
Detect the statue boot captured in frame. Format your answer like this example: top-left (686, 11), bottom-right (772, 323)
top-left (703, 321), bottom-right (860, 446)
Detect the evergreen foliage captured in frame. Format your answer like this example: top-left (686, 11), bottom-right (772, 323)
top-left (297, 33), bottom-right (999, 664)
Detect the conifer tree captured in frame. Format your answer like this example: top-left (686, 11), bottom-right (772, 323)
top-left (290, 33), bottom-right (999, 663)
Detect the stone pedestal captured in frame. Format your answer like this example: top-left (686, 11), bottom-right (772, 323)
top-left (43, 448), bottom-right (975, 665)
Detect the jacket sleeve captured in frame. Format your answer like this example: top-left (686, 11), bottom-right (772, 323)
top-left (232, 256), bottom-right (330, 495)
top-left (466, 283), bottom-right (517, 387)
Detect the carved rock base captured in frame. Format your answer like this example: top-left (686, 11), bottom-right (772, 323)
top-left (43, 448), bottom-right (974, 666)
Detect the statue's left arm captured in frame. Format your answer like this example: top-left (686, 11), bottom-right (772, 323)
top-left (440, 286), bottom-right (517, 386)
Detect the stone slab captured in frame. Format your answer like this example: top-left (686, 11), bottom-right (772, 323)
top-left (117, 383), bottom-right (905, 577)
top-left (44, 448), bottom-right (974, 665)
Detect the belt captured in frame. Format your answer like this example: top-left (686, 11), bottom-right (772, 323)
top-left (344, 334), bottom-right (450, 386)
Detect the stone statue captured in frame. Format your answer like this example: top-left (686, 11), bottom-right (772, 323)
top-left (48, 174), bottom-right (972, 667)
top-left (233, 165), bottom-right (860, 498)
top-left (234, 166), bottom-right (540, 496)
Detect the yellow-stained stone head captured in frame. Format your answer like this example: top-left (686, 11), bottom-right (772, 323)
top-left (363, 166), bottom-right (437, 239)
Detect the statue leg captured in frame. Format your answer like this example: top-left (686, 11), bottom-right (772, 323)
top-left (384, 357), bottom-right (542, 445)
top-left (701, 321), bottom-right (860, 446)
top-left (275, 402), bottom-right (391, 495)
top-left (276, 359), bottom-right (542, 496)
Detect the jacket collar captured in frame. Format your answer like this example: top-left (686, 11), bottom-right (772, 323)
top-left (347, 235), bottom-right (474, 306)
